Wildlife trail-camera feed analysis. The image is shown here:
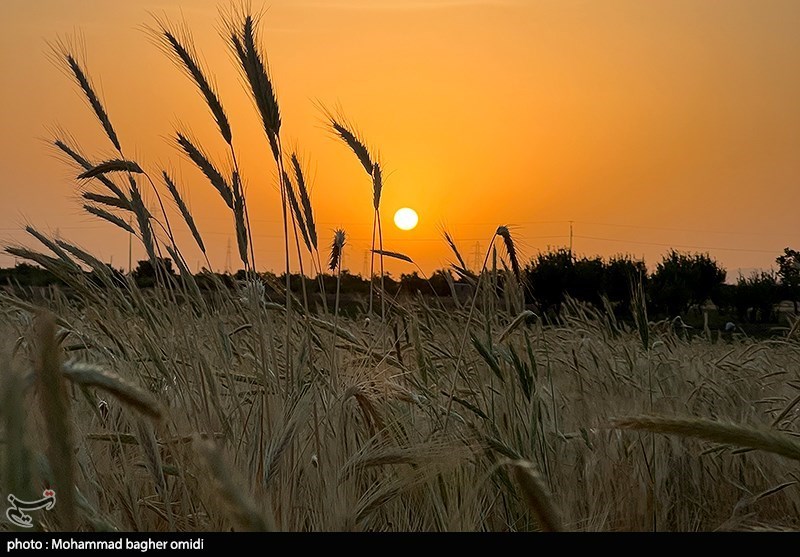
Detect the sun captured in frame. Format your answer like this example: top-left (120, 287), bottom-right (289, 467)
top-left (393, 208), bottom-right (419, 231)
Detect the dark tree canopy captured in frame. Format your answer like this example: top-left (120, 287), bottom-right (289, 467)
top-left (648, 250), bottom-right (725, 317)
top-left (776, 247), bottom-right (800, 312)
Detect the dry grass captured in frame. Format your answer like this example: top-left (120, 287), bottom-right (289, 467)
top-left (2, 286), bottom-right (799, 532)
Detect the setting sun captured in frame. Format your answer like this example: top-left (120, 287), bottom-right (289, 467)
top-left (393, 208), bottom-right (419, 231)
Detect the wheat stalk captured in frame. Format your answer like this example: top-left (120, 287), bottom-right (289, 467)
top-left (443, 230), bottom-right (469, 271)
top-left (62, 361), bottom-right (163, 420)
top-left (507, 460), bottom-right (563, 532)
top-left (283, 170), bottom-right (312, 253)
top-left (175, 133), bottom-right (233, 209)
top-left (329, 229), bottom-right (346, 272)
top-left (81, 192), bottom-right (132, 211)
top-left (291, 154), bottom-right (317, 250)
top-left (291, 152), bottom-right (328, 312)
top-left (35, 311), bottom-right (76, 530)
top-left (77, 159), bottom-right (143, 180)
top-left (612, 415), bottom-right (800, 461)
top-left (53, 136), bottom-right (129, 201)
top-left (371, 249), bottom-right (413, 264)
top-left (498, 310), bottom-right (536, 343)
top-left (495, 225), bottom-right (520, 280)
top-left (129, 181), bottom-right (157, 263)
top-left (162, 171), bottom-right (207, 261)
top-left (325, 112), bottom-right (384, 317)
top-left (133, 418), bottom-right (172, 529)
top-left (195, 438), bottom-right (272, 531)
top-left (25, 226), bottom-right (77, 268)
top-left (231, 171), bottom-right (249, 268)
top-left (225, 10), bottom-right (281, 161)
top-left (83, 204), bottom-right (137, 235)
top-left (151, 18), bottom-right (232, 145)
top-left (56, 239), bottom-right (113, 276)
top-left (326, 114), bottom-right (374, 175)
top-left (51, 40), bottom-right (121, 151)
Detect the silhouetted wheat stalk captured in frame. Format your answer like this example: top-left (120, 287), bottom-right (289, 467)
top-left (442, 225), bottom-right (522, 432)
top-left (224, 9), bottom-right (297, 387)
top-left (50, 38), bottom-right (189, 294)
top-left (329, 229), bottom-right (346, 379)
top-left (152, 17), bottom-right (257, 274)
top-left (290, 153), bottom-right (328, 313)
top-left (325, 110), bottom-right (386, 323)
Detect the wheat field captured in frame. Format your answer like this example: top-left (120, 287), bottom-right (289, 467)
top-left (2, 7), bottom-right (800, 532)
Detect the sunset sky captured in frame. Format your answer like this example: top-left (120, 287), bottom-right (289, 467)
top-left (1, 0), bottom-right (798, 279)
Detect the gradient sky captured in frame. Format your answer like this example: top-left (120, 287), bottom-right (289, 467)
top-left (1, 0), bottom-right (798, 279)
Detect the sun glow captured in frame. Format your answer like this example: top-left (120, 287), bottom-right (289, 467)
top-left (393, 208), bottom-right (419, 231)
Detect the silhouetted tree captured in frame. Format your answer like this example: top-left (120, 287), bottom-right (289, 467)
top-left (429, 269), bottom-right (455, 296)
top-left (569, 255), bottom-right (605, 307)
top-left (776, 247), bottom-right (800, 313)
top-left (524, 249), bottom-right (573, 317)
top-left (648, 251), bottom-right (725, 316)
top-left (605, 255), bottom-right (647, 318)
top-left (132, 258), bottom-right (176, 288)
top-left (711, 283), bottom-right (736, 316)
top-left (525, 250), bottom-right (650, 319)
top-left (733, 271), bottom-right (781, 323)
top-left (399, 272), bottom-right (428, 295)
top-left (690, 252), bottom-right (727, 310)
top-left (383, 273), bottom-right (399, 296)
top-left (321, 270), bottom-right (369, 296)
top-left (87, 263), bottom-right (126, 288)
top-left (0, 263), bottom-right (63, 287)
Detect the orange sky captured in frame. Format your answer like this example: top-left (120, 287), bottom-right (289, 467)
top-left (1, 0), bottom-right (798, 279)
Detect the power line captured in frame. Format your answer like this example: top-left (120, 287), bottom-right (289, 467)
top-left (573, 220), bottom-right (791, 238)
top-left (200, 230), bottom-right (569, 242)
top-left (0, 217), bottom-right (790, 239)
top-left (0, 225), bottom-right (107, 232)
top-left (574, 234), bottom-right (779, 254)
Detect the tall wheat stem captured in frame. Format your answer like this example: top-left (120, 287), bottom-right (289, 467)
top-left (442, 238), bottom-right (494, 432)
top-left (276, 137), bottom-right (293, 390)
top-left (377, 209), bottom-right (386, 325)
top-left (369, 215), bottom-right (376, 316)
top-left (230, 148), bottom-right (256, 274)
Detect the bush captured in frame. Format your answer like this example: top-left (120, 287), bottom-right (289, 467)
top-left (733, 271), bottom-right (781, 323)
top-left (776, 248), bottom-right (800, 313)
top-left (524, 250), bottom-right (646, 320)
top-left (648, 250), bottom-right (725, 317)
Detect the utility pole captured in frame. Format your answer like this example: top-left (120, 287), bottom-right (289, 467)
top-left (569, 221), bottom-right (574, 260)
top-left (225, 238), bottom-right (232, 273)
top-left (363, 250), bottom-right (369, 277)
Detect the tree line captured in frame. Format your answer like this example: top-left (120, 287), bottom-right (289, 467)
top-left (523, 248), bottom-right (799, 323)
top-left (2, 247), bottom-right (798, 323)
